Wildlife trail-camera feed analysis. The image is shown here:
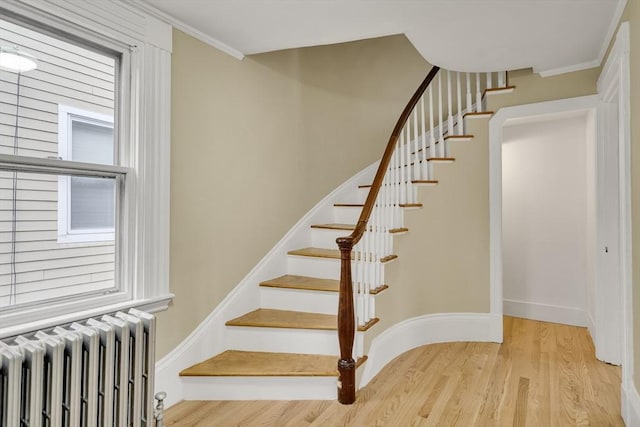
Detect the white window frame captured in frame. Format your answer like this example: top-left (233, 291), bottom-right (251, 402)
top-left (0, 1), bottom-right (173, 337)
top-left (57, 104), bottom-right (116, 243)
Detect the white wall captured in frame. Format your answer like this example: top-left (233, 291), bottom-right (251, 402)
top-left (502, 112), bottom-right (590, 326)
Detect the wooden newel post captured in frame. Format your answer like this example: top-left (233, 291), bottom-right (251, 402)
top-left (336, 236), bottom-right (356, 404)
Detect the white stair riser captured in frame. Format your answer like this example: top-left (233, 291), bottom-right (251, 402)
top-left (287, 256), bottom-right (340, 280)
top-left (311, 228), bottom-right (351, 249)
top-left (333, 206), bottom-right (362, 224)
top-left (182, 376), bottom-right (338, 401)
top-left (225, 327), bottom-right (340, 355)
top-left (259, 287), bottom-right (338, 315)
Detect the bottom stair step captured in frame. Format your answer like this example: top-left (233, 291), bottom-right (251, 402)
top-left (179, 352), bottom-right (368, 400)
top-left (180, 350), bottom-right (367, 377)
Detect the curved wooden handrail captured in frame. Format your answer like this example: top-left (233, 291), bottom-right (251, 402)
top-left (336, 65), bottom-right (440, 405)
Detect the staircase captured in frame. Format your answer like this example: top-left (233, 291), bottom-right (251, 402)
top-left (177, 67), bottom-right (514, 402)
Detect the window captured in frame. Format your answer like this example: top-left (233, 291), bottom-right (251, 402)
top-left (0, 1), bottom-right (172, 335)
top-left (58, 105), bottom-right (116, 243)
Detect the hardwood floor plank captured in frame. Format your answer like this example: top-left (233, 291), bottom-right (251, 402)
top-left (165, 317), bottom-right (623, 426)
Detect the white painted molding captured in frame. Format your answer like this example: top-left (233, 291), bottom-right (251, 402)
top-left (489, 95), bottom-right (599, 362)
top-left (537, 0), bottom-right (627, 77)
top-left (155, 161), bottom-right (378, 408)
top-left (359, 313), bottom-right (501, 388)
top-left (623, 382), bottom-right (640, 427)
top-left (128, 0), bottom-right (245, 60)
top-left (503, 299), bottom-right (588, 328)
top-left (537, 59), bottom-right (601, 78)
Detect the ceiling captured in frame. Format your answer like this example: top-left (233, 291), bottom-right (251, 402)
top-left (140, 0), bottom-right (625, 76)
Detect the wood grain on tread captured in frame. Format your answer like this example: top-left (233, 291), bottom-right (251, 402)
top-left (483, 85), bottom-right (516, 97)
top-left (427, 157), bottom-right (455, 163)
top-left (311, 223), bottom-right (408, 234)
top-left (167, 317), bottom-right (623, 426)
top-left (180, 351), bottom-right (369, 378)
top-left (180, 350), bottom-right (368, 377)
top-left (260, 275), bottom-right (340, 292)
top-left (412, 180), bottom-right (438, 186)
top-left (288, 247), bottom-right (398, 263)
top-left (226, 309), bottom-right (337, 330)
top-left (464, 111), bottom-right (494, 118)
top-left (226, 308), bottom-right (379, 332)
top-left (260, 275), bottom-right (390, 294)
top-left (444, 134), bottom-right (473, 141)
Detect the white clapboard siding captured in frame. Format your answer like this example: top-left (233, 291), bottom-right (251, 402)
top-left (0, 17), bottom-right (117, 309)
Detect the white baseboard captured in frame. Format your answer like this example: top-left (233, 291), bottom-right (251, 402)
top-left (359, 312), bottom-right (502, 388)
top-left (503, 299), bottom-right (588, 327)
top-left (623, 382), bottom-right (640, 427)
top-left (154, 161), bottom-right (378, 409)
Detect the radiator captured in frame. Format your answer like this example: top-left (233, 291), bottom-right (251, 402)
top-left (0, 308), bottom-right (156, 427)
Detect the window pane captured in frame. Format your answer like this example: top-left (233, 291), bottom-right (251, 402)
top-left (0, 18), bottom-right (115, 160)
top-left (71, 121), bottom-right (114, 165)
top-left (0, 171), bottom-right (116, 310)
top-left (70, 177), bottom-right (115, 230)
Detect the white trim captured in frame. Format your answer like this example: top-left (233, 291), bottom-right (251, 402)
top-left (0, 293), bottom-right (173, 339)
top-left (622, 382), bottom-right (640, 427)
top-left (537, 0), bottom-right (627, 77)
top-left (503, 299), bottom-right (588, 327)
top-left (597, 21), bottom-right (634, 408)
top-left (537, 59), bottom-right (601, 78)
top-left (0, 1), bottom-right (172, 331)
top-left (154, 161), bottom-right (378, 408)
top-left (489, 95), bottom-right (599, 351)
top-left (127, 0), bottom-right (245, 60)
top-left (359, 313), bottom-right (501, 388)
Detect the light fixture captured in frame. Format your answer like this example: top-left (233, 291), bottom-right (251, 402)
top-left (0, 46), bottom-right (37, 73)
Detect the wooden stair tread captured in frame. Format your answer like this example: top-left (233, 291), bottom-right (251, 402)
top-left (226, 308), bottom-right (337, 330)
top-left (179, 350), bottom-right (368, 377)
top-left (334, 203), bottom-right (422, 209)
top-left (288, 247), bottom-right (398, 263)
top-left (260, 275), bottom-right (340, 292)
top-left (444, 134), bottom-right (473, 141)
top-left (261, 275), bottom-right (390, 294)
top-left (464, 111), bottom-right (494, 118)
top-left (311, 223), bottom-right (408, 234)
top-left (412, 180), bottom-right (438, 186)
top-left (427, 157), bottom-right (455, 162)
top-left (226, 308), bottom-right (379, 332)
top-left (483, 85), bottom-right (515, 97)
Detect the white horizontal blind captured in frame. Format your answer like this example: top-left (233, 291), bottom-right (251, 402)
top-left (0, 16), bottom-right (118, 309)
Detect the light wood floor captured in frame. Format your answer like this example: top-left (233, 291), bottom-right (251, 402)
top-left (164, 317), bottom-right (623, 426)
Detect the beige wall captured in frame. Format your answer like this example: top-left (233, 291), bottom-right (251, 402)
top-left (370, 69), bottom-right (598, 344)
top-left (156, 31), bottom-right (429, 358)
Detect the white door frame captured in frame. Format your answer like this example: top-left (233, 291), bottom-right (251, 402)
top-left (489, 21), bottom-right (634, 423)
top-left (597, 22), bottom-right (636, 422)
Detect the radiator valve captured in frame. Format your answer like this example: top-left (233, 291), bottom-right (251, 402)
top-left (155, 391), bottom-right (167, 427)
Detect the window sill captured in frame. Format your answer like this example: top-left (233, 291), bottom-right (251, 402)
top-left (0, 293), bottom-right (174, 340)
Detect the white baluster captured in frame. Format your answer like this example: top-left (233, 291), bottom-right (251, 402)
top-left (447, 70), bottom-right (454, 136)
top-left (475, 73), bottom-right (482, 113)
top-left (438, 73), bottom-right (445, 157)
top-left (486, 72), bottom-right (492, 90)
top-left (413, 106), bottom-right (420, 180)
top-left (420, 95), bottom-right (427, 176)
top-left (399, 129), bottom-right (406, 204)
top-left (429, 85), bottom-right (435, 163)
top-left (498, 71), bottom-right (506, 88)
top-left (456, 71), bottom-right (463, 135)
top-left (466, 72), bottom-right (472, 115)
top-left (404, 126), bottom-right (412, 203)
